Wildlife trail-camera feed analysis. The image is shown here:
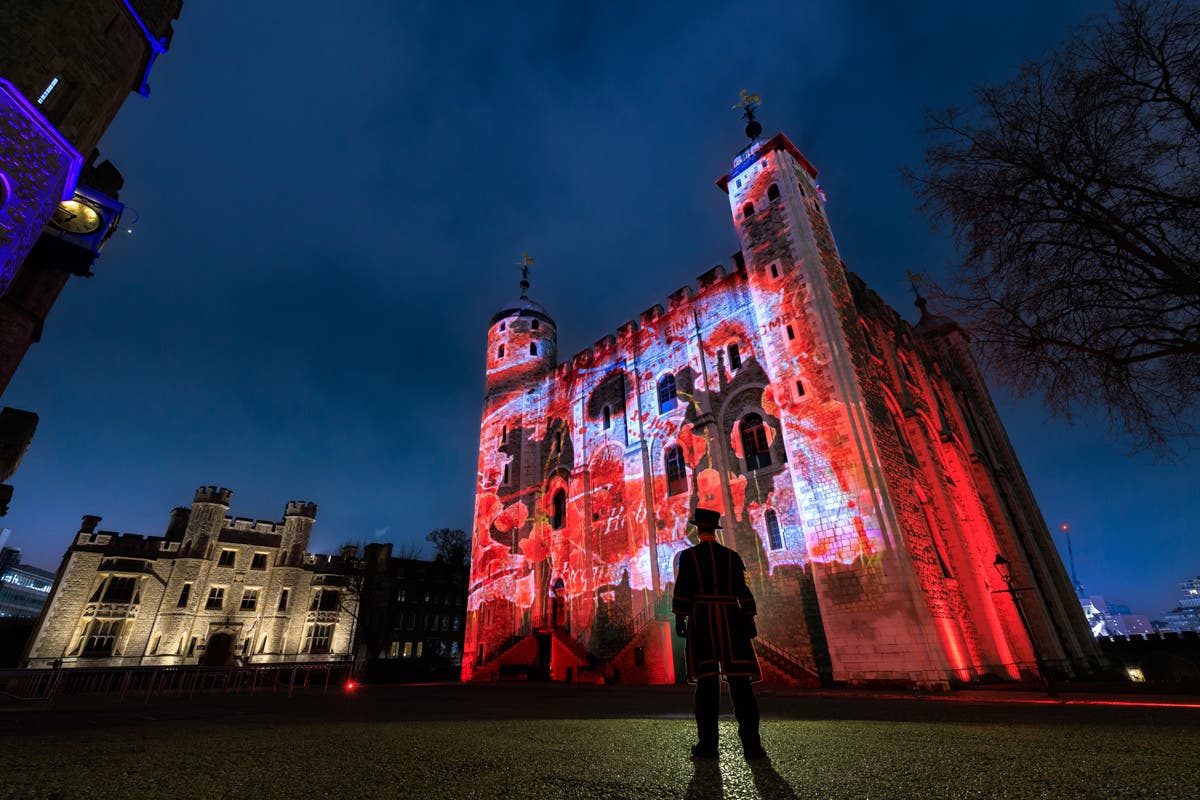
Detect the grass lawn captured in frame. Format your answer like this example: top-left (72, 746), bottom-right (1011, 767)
top-left (1, 713), bottom-right (1194, 800)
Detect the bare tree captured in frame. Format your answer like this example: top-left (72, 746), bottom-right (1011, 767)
top-left (426, 528), bottom-right (469, 566)
top-left (906, 0), bottom-right (1200, 452)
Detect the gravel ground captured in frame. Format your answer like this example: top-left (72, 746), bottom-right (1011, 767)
top-left (0, 684), bottom-right (1195, 799)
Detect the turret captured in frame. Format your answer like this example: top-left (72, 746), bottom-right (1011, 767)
top-left (485, 255), bottom-right (556, 398)
top-left (280, 500), bottom-right (317, 567)
top-left (182, 485), bottom-right (231, 558)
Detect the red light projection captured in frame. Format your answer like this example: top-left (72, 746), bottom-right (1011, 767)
top-left (463, 134), bottom-right (1099, 687)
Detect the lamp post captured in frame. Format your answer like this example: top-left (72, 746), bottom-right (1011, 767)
top-left (993, 553), bottom-right (1058, 697)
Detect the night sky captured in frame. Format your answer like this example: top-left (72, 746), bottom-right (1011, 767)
top-left (3, 0), bottom-right (1196, 619)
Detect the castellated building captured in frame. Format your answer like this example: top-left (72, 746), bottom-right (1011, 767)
top-left (465, 129), bottom-right (1101, 688)
top-left (24, 487), bottom-right (359, 668)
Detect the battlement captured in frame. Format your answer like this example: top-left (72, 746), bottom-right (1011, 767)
top-left (194, 486), bottom-right (232, 506)
top-left (285, 500), bottom-right (318, 519)
top-left (230, 517), bottom-right (281, 533)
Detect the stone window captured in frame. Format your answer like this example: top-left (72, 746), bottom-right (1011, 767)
top-left (205, 587), bottom-right (225, 610)
top-left (532, 319), bottom-right (540, 330)
top-left (389, 641), bottom-right (401, 658)
top-left (529, 342), bottom-right (537, 356)
top-left (767, 183), bottom-right (781, 202)
top-left (742, 202), bottom-right (755, 218)
top-left (765, 509), bottom-right (783, 550)
top-left (770, 264), bottom-right (779, 278)
top-left (497, 344), bottom-right (505, 359)
top-left (278, 588), bottom-right (290, 611)
top-left (304, 623), bottom-right (334, 654)
top-left (405, 641), bottom-right (415, 658)
top-left (240, 588), bottom-right (259, 611)
top-left (795, 379), bottom-right (806, 399)
top-left (499, 321), bottom-right (505, 331)
top-left (500, 425), bottom-right (507, 445)
top-left (602, 406), bottom-right (611, 429)
top-left (251, 553), bottom-right (268, 570)
top-left (81, 619), bottom-right (121, 656)
top-left (177, 583), bottom-right (192, 608)
top-left (664, 446), bottom-right (687, 495)
top-left (657, 373), bottom-right (677, 413)
top-left (102, 576), bottom-right (137, 604)
top-left (149, 633), bottom-right (161, 655)
top-left (501, 463), bottom-right (510, 484)
top-left (218, 549), bottom-right (236, 567)
top-left (550, 489), bottom-right (567, 530)
top-left (797, 181), bottom-right (806, 197)
top-left (311, 589), bottom-right (340, 611)
top-left (728, 344), bottom-right (742, 371)
top-left (740, 414), bottom-right (772, 471)
top-left (786, 325), bottom-right (795, 340)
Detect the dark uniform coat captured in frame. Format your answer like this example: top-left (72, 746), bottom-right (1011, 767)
top-left (672, 539), bottom-right (761, 683)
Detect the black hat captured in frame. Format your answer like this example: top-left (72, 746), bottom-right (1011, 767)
top-left (688, 507), bottom-right (723, 529)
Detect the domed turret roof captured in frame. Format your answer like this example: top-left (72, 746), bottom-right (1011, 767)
top-left (489, 295), bottom-right (554, 327)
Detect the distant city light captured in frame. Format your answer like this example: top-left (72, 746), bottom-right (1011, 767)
top-left (37, 76), bottom-right (59, 105)
top-left (1126, 667), bottom-right (1145, 683)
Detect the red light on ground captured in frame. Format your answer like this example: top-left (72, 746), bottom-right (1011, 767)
top-left (345, 679), bottom-right (358, 692)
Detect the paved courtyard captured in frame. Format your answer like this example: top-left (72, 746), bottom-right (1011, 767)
top-left (1, 683), bottom-right (1196, 799)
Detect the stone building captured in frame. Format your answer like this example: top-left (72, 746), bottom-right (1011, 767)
top-left (356, 543), bottom-right (468, 681)
top-left (464, 119), bottom-right (1100, 688)
top-left (23, 487), bottom-right (359, 668)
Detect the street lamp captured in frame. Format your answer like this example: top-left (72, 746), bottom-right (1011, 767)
top-left (993, 553), bottom-right (1058, 697)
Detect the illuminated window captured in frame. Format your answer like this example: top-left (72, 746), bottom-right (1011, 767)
top-left (240, 588), bottom-right (259, 611)
top-left (81, 619), bottom-right (121, 656)
top-left (529, 343), bottom-right (537, 356)
top-left (304, 623), bottom-right (333, 654)
top-left (177, 583), bottom-right (192, 608)
top-left (404, 641), bottom-right (414, 658)
top-left (742, 202), bottom-right (755, 218)
top-left (551, 489), bottom-right (567, 529)
top-left (205, 587), bottom-right (225, 610)
top-left (602, 406), bottom-right (611, 429)
top-left (102, 576), bottom-right (137, 604)
top-left (740, 413), bottom-right (772, 471)
top-left (767, 183), bottom-right (780, 202)
top-left (728, 344), bottom-right (742, 371)
top-left (416, 641), bottom-right (424, 657)
top-left (664, 446), bottom-right (687, 495)
top-left (532, 319), bottom-right (540, 330)
top-left (765, 509), bottom-right (783, 550)
top-left (389, 641), bottom-right (400, 658)
top-left (786, 325), bottom-right (794, 340)
top-left (37, 76), bottom-right (60, 105)
top-left (497, 345), bottom-right (505, 359)
top-left (657, 374), bottom-right (677, 413)
top-left (218, 549), bottom-right (236, 567)
top-left (251, 553), bottom-right (268, 570)
top-left (278, 588), bottom-right (290, 611)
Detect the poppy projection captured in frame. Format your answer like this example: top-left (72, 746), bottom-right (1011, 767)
top-left (463, 132), bottom-right (1100, 687)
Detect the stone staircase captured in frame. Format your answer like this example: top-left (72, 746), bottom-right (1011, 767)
top-left (755, 637), bottom-right (822, 687)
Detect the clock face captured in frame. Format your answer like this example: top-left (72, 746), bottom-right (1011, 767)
top-left (50, 199), bottom-right (102, 234)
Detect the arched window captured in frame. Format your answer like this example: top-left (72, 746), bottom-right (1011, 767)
top-left (532, 319), bottom-right (540, 330)
top-left (550, 489), bottom-right (566, 530)
top-left (742, 202), bottom-right (755, 218)
top-left (501, 463), bottom-right (510, 484)
top-left (497, 345), bottom-right (505, 359)
top-left (728, 344), bottom-right (742, 371)
top-left (797, 181), bottom-right (806, 197)
top-left (740, 413), bottom-right (772, 471)
top-left (767, 183), bottom-right (780, 202)
top-left (499, 321), bottom-right (506, 331)
top-left (602, 406), bottom-right (611, 429)
top-left (529, 342), bottom-right (537, 356)
top-left (765, 509), bottom-right (783, 550)
top-left (553, 431), bottom-right (563, 453)
top-left (664, 446), bottom-right (687, 496)
top-left (657, 373), bottom-right (677, 413)
top-left (500, 425), bottom-right (507, 445)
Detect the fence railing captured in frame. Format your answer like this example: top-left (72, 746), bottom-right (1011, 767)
top-left (0, 660), bottom-right (354, 703)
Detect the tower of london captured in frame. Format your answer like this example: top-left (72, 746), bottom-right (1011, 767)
top-left (464, 126), bottom-right (1100, 688)
top-left (24, 487), bottom-right (358, 667)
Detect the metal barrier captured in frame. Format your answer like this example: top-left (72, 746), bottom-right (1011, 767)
top-left (0, 660), bottom-right (354, 703)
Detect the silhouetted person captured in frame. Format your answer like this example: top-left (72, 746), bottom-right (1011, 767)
top-left (672, 507), bottom-right (766, 760)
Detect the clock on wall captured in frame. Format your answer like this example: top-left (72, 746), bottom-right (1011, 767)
top-left (49, 198), bottom-right (103, 234)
